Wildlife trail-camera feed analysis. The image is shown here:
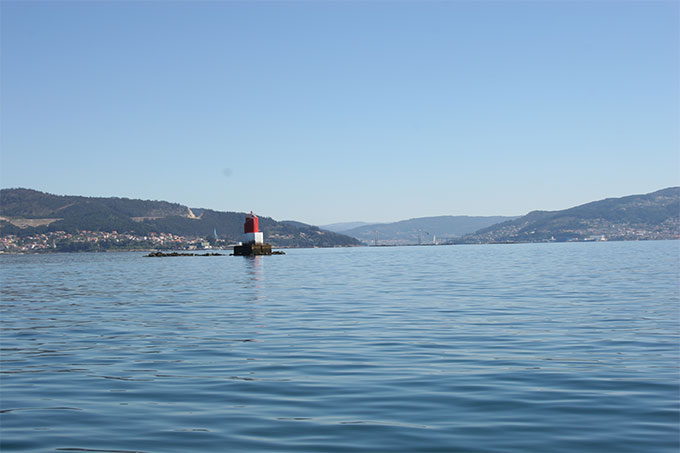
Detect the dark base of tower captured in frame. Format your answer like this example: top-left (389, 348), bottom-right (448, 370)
top-left (232, 243), bottom-right (285, 256)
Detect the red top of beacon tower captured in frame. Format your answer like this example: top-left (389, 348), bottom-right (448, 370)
top-left (244, 212), bottom-right (259, 234)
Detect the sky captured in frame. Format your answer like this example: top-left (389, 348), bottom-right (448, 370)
top-left (1, 0), bottom-right (678, 226)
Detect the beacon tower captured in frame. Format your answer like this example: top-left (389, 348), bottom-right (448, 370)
top-left (243, 212), bottom-right (264, 245)
top-left (233, 211), bottom-right (275, 256)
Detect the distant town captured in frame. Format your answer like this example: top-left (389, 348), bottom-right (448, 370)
top-left (454, 217), bottom-right (680, 245)
top-left (0, 230), bottom-right (225, 254)
top-left (0, 187), bottom-right (677, 253)
top-left (1, 220), bottom-right (678, 254)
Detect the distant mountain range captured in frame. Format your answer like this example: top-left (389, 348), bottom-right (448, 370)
top-left (458, 187), bottom-right (679, 243)
top-left (1, 187), bottom-right (677, 250)
top-left (321, 221), bottom-right (375, 233)
top-left (330, 216), bottom-right (518, 245)
top-left (0, 189), bottom-right (361, 248)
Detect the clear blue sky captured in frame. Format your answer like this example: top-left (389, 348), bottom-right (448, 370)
top-left (1, 1), bottom-right (678, 225)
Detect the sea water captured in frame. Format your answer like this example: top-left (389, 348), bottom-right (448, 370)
top-left (1, 241), bottom-right (678, 452)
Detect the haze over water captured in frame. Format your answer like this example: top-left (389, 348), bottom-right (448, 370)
top-left (1, 241), bottom-right (678, 452)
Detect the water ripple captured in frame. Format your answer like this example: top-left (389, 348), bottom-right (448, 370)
top-left (1, 242), bottom-right (678, 452)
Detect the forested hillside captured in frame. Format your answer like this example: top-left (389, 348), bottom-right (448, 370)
top-left (0, 189), bottom-right (360, 248)
top-left (459, 187), bottom-right (679, 243)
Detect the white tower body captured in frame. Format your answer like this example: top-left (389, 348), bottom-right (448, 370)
top-left (242, 232), bottom-right (264, 245)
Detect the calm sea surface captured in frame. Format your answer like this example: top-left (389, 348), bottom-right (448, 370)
top-left (1, 241), bottom-right (678, 452)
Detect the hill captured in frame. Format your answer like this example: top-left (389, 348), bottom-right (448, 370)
top-left (459, 187), bottom-right (679, 243)
top-left (0, 188), bottom-right (361, 249)
top-left (342, 215), bottom-right (519, 245)
top-left (320, 221), bottom-right (376, 233)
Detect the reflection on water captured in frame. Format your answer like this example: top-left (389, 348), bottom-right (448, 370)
top-left (242, 255), bottom-right (264, 307)
top-left (244, 255), bottom-right (263, 285)
top-left (1, 242), bottom-right (678, 453)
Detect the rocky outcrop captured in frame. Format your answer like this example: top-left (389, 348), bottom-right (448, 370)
top-left (146, 252), bottom-right (224, 257)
